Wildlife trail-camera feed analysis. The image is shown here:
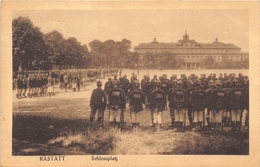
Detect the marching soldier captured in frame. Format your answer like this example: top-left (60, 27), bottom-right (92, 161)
top-left (27, 74), bottom-right (33, 98)
top-left (89, 81), bottom-right (107, 126)
top-left (21, 75), bottom-right (28, 98)
top-left (148, 80), bottom-right (166, 132)
top-left (108, 80), bottom-right (126, 131)
top-left (227, 79), bottom-right (245, 132)
top-left (190, 81), bottom-right (207, 131)
top-left (128, 80), bottom-right (145, 132)
top-left (170, 80), bottom-right (189, 132)
top-left (16, 74), bottom-right (23, 99)
top-left (208, 80), bottom-right (227, 131)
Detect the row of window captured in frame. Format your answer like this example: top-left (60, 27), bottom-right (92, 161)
top-left (175, 55), bottom-right (242, 62)
top-left (136, 48), bottom-right (240, 53)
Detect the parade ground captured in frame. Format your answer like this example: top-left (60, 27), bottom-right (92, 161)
top-left (12, 69), bottom-right (249, 155)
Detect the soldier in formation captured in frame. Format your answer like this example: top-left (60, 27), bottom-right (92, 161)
top-left (89, 71), bottom-right (249, 133)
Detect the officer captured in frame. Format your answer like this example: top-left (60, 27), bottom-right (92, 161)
top-left (108, 80), bottom-right (126, 130)
top-left (170, 80), bottom-right (189, 132)
top-left (227, 78), bottom-right (245, 132)
top-left (89, 81), bottom-right (107, 126)
top-left (148, 80), bottom-right (166, 132)
top-left (190, 81), bottom-right (207, 131)
top-left (208, 80), bottom-right (227, 131)
top-left (128, 80), bottom-right (145, 132)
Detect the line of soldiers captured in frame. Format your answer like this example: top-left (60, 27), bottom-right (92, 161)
top-left (13, 68), bottom-right (119, 98)
top-left (14, 72), bottom-right (55, 98)
top-left (90, 72), bottom-right (249, 133)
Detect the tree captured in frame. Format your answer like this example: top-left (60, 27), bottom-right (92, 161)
top-left (13, 16), bottom-right (49, 71)
top-left (44, 30), bottom-right (67, 69)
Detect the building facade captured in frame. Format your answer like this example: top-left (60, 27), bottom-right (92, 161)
top-left (134, 32), bottom-right (249, 69)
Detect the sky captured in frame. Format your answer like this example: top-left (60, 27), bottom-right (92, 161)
top-left (13, 10), bottom-right (249, 52)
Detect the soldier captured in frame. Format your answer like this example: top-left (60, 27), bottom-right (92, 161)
top-left (227, 79), bottom-right (245, 132)
top-left (167, 79), bottom-right (178, 128)
top-left (89, 81), bottom-right (107, 126)
top-left (63, 73), bottom-right (69, 92)
top-left (47, 75), bottom-right (54, 97)
top-left (151, 75), bottom-right (158, 83)
top-left (142, 76), bottom-right (153, 109)
top-left (104, 78), bottom-right (113, 103)
top-left (148, 80), bottom-right (166, 132)
top-left (77, 73), bottom-right (81, 91)
top-left (160, 74), bottom-right (170, 94)
top-left (71, 72), bottom-right (77, 92)
top-left (241, 77), bottom-right (249, 130)
top-left (222, 80), bottom-right (232, 127)
top-left (119, 75), bottom-right (130, 96)
top-left (27, 74), bottom-right (33, 97)
top-left (108, 80), bottom-right (126, 131)
top-left (186, 79), bottom-right (195, 127)
top-left (128, 80), bottom-right (145, 132)
top-left (190, 81), bottom-right (207, 131)
top-left (205, 79), bottom-right (215, 129)
top-left (208, 80), bottom-right (227, 131)
top-left (23, 75), bottom-right (29, 98)
top-left (170, 80), bottom-right (189, 132)
top-left (16, 74), bottom-right (23, 99)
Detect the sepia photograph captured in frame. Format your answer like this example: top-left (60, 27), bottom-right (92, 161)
top-left (1, 1), bottom-right (260, 167)
top-left (12, 9), bottom-right (250, 155)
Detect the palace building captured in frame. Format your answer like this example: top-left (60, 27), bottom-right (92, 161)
top-left (134, 31), bottom-right (249, 69)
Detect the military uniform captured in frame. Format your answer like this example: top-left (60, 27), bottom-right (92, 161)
top-left (170, 83), bottom-right (189, 131)
top-left (227, 81), bottom-right (245, 131)
top-left (90, 82), bottom-right (107, 125)
top-left (128, 86), bottom-right (145, 132)
top-left (149, 84), bottom-right (166, 132)
top-left (208, 82), bottom-right (227, 130)
top-left (108, 84), bottom-right (126, 130)
top-left (190, 85), bottom-right (207, 130)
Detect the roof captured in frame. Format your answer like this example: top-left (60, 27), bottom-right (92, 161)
top-left (134, 34), bottom-right (241, 50)
top-left (134, 42), bottom-right (240, 49)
